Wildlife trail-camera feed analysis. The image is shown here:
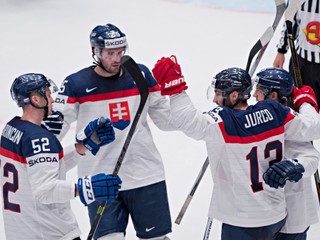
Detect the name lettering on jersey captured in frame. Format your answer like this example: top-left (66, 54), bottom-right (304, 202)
top-left (109, 101), bottom-right (131, 130)
top-left (28, 156), bottom-right (58, 167)
top-left (1, 124), bottom-right (23, 144)
top-left (244, 109), bottom-right (274, 128)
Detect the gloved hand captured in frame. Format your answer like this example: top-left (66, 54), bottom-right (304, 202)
top-left (263, 159), bottom-right (305, 189)
top-left (292, 86), bottom-right (319, 112)
top-left (76, 117), bottom-right (115, 155)
top-left (42, 111), bottom-right (64, 135)
top-left (152, 55), bottom-right (188, 95)
top-left (78, 173), bottom-right (122, 206)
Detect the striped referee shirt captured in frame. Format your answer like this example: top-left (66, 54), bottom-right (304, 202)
top-left (277, 0), bottom-right (320, 63)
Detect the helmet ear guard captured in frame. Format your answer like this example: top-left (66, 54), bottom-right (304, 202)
top-left (93, 47), bottom-right (102, 58)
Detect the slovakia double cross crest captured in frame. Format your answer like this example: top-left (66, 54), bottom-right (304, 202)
top-left (109, 101), bottom-right (131, 130)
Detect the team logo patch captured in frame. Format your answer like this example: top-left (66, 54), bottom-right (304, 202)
top-left (303, 21), bottom-right (320, 46)
top-left (109, 101), bottom-right (131, 130)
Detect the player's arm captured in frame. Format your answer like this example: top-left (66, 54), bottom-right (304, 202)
top-left (139, 64), bottom-right (177, 131)
top-left (152, 55), bottom-right (218, 141)
top-left (286, 141), bottom-right (320, 178)
top-left (284, 86), bottom-right (320, 141)
top-left (24, 134), bottom-right (77, 203)
top-left (25, 133), bottom-right (120, 205)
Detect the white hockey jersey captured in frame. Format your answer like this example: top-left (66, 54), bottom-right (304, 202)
top-left (54, 64), bottom-right (176, 190)
top-left (170, 92), bottom-right (320, 227)
top-left (0, 117), bottom-right (82, 240)
top-left (280, 140), bottom-right (320, 233)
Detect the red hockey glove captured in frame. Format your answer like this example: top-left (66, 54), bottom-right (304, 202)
top-left (152, 55), bottom-right (188, 95)
top-left (292, 86), bottom-right (319, 112)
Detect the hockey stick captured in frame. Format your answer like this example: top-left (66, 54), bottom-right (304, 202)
top-left (248, 0), bottom-right (286, 76)
top-left (284, 0), bottom-right (320, 204)
top-left (284, 0), bottom-right (305, 87)
top-left (86, 55), bottom-right (149, 240)
top-left (175, 157), bottom-right (209, 224)
top-left (203, 216), bottom-right (213, 240)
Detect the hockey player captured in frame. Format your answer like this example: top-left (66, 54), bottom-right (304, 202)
top-left (52, 24), bottom-right (174, 240)
top-left (152, 56), bottom-right (320, 240)
top-left (0, 73), bottom-right (121, 240)
top-left (253, 67), bottom-right (319, 240)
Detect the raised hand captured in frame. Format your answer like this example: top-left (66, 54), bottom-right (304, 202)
top-left (263, 159), bottom-right (305, 189)
top-left (292, 85), bottom-right (319, 112)
top-left (152, 55), bottom-right (188, 95)
top-left (78, 173), bottom-right (122, 206)
top-left (76, 117), bottom-right (115, 155)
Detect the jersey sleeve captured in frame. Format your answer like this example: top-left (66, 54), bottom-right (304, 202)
top-left (169, 91), bottom-right (220, 141)
top-left (22, 133), bottom-right (75, 204)
top-left (140, 64), bottom-right (177, 131)
top-left (285, 140), bottom-right (320, 178)
top-left (53, 77), bottom-right (79, 141)
top-left (284, 103), bottom-right (320, 141)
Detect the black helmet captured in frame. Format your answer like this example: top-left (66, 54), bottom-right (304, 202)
top-left (11, 73), bottom-right (58, 107)
top-left (214, 67), bottom-right (252, 100)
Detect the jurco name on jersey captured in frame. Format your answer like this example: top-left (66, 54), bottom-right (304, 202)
top-left (244, 109), bottom-right (274, 128)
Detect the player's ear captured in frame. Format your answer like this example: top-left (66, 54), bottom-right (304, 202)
top-left (269, 91), bottom-right (278, 100)
top-left (231, 91), bottom-right (239, 101)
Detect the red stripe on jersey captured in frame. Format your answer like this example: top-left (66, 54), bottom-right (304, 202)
top-left (67, 85), bottom-right (159, 104)
top-left (59, 149), bottom-right (64, 160)
top-left (218, 122), bottom-right (285, 144)
top-left (0, 147), bottom-right (26, 164)
top-left (150, 85), bottom-right (161, 92)
top-left (283, 111), bottom-right (295, 124)
top-left (218, 110), bottom-right (296, 143)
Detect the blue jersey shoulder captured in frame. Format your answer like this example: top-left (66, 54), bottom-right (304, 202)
top-left (214, 99), bottom-right (290, 137)
top-left (59, 64), bottom-right (156, 98)
top-left (1, 117), bottom-right (62, 158)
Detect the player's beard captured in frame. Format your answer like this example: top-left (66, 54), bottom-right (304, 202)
top-left (101, 62), bottom-right (121, 74)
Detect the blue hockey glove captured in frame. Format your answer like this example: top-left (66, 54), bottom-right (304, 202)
top-left (263, 159), bottom-right (305, 189)
top-left (42, 111), bottom-right (64, 135)
top-left (78, 173), bottom-right (122, 206)
top-left (76, 117), bottom-right (115, 155)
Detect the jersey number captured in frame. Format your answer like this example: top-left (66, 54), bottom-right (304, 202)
top-left (2, 163), bottom-right (20, 212)
top-left (246, 140), bottom-right (282, 193)
top-left (32, 138), bottom-right (50, 154)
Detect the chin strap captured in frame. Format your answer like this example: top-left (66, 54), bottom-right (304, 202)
top-left (91, 53), bottom-right (114, 74)
top-left (30, 99), bottom-right (49, 119)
